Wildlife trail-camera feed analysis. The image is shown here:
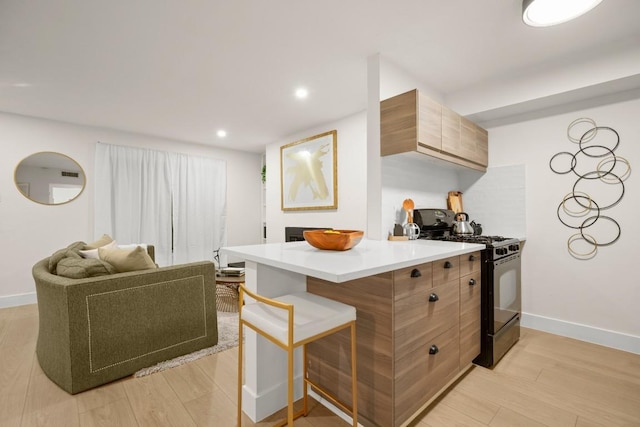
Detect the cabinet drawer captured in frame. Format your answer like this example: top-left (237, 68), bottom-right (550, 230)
top-left (394, 262), bottom-right (433, 294)
top-left (422, 282), bottom-right (460, 343)
top-left (459, 251), bottom-right (481, 276)
top-left (459, 271), bottom-right (481, 310)
top-left (426, 326), bottom-right (460, 383)
top-left (433, 256), bottom-right (459, 287)
top-left (394, 326), bottom-right (460, 426)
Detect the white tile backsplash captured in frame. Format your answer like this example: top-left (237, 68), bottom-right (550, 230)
top-left (460, 164), bottom-right (526, 238)
top-left (381, 154), bottom-right (526, 239)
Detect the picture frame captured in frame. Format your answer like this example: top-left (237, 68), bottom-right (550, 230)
top-left (280, 130), bottom-right (337, 211)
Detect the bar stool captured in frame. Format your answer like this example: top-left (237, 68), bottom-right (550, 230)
top-left (237, 284), bottom-right (358, 427)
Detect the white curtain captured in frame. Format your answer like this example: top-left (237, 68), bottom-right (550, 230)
top-left (170, 152), bottom-right (227, 264)
top-left (94, 143), bottom-right (226, 266)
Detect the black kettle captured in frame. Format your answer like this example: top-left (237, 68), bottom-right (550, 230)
top-left (470, 220), bottom-right (483, 236)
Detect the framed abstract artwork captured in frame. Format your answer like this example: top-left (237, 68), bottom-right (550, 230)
top-left (280, 130), bottom-right (337, 211)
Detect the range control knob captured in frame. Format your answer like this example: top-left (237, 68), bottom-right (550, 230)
top-left (496, 248), bottom-right (507, 255)
top-left (509, 244), bottom-right (520, 251)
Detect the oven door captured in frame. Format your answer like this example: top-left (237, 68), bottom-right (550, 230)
top-left (492, 253), bottom-right (521, 334)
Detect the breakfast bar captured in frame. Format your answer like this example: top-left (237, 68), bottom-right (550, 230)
top-left (222, 238), bottom-right (484, 426)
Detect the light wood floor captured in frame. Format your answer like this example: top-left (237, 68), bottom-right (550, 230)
top-left (1, 304), bottom-right (639, 427)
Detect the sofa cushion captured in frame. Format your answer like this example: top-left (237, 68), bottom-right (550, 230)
top-left (79, 240), bottom-right (118, 259)
top-left (56, 257), bottom-right (117, 279)
top-left (98, 246), bottom-right (157, 273)
top-left (48, 241), bottom-right (86, 273)
top-left (84, 234), bottom-right (114, 250)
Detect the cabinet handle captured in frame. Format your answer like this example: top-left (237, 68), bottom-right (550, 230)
top-left (444, 261), bottom-right (453, 269)
top-left (429, 345), bottom-right (439, 355)
top-left (468, 278), bottom-right (476, 286)
top-left (428, 293), bottom-right (439, 302)
top-left (410, 268), bottom-right (422, 278)
top-left (469, 255), bottom-right (476, 261)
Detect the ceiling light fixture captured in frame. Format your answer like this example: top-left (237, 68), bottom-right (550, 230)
top-left (216, 130), bottom-right (227, 138)
top-left (295, 87), bottom-right (308, 99)
top-left (522, 0), bottom-right (603, 27)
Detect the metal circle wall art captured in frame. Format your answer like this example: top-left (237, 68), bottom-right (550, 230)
top-left (550, 118), bottom-right (631, 260)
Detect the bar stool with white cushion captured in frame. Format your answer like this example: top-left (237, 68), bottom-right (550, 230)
top-left (237, 284), bottom-right (358, 427)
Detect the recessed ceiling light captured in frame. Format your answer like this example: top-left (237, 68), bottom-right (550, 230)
top-left (11, 82), bottom-right (32, 88)
top-left (295, 88), bottom-right (309, 99)
top-left (522, 0), bottom-right (604, 27)
top-left (217, 130), bottom-right (227, 138)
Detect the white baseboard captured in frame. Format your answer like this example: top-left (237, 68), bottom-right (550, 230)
top-left (521, 312), bottom-right (640, 355)
top-left (308, 389), bottom-right (360, 426)
top-left (0, 292), bottom-right (37, 309)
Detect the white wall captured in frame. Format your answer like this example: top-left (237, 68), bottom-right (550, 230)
top-left (381, 154), bottom-right (460, 236)
top-left (263, 111), bottom-right (368, 244)
top-left (487, 98), bottom-right (640, 351)
top-left (460, 164), bottom-right (527, 238)
top-left (0, 112), bottom-right (262, 307)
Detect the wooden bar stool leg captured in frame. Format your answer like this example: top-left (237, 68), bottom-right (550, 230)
top-left (351, 321), bottom-right (358, 427)
top-left (287, 345), bottom-right (294, 426)
top-left (237, 320), bottom-right (244, 427)
top-left (303, 345), bottom-right (309, 417)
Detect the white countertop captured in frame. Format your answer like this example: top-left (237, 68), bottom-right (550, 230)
top-left (222, 238), bottom-right (485, 283)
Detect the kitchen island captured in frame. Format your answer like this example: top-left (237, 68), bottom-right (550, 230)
top-left (222, 238), bottom-right (484, 426)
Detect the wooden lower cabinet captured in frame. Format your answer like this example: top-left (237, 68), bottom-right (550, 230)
top-left (459, 271), bottom-right (481, 367)
top-left (307, 254), bottom-right (481, 427)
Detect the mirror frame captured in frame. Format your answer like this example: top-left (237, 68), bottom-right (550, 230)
top-left (14, 151), bottom-right (86, 206)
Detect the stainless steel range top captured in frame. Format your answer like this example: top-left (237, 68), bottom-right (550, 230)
top-left (428, 235), bottom-right (520, 260)
top-left (413, 208), bottom-right (520, 259)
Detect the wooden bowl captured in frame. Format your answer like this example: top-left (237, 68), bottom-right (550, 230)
top-left (303, 229), bottom-right (364, 251)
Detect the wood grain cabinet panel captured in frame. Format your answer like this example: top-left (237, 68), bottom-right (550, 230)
top-left (459, 251), bottom-right (481, 277)
top-left (461, 117), bottom-right (489, 167)
top-left (441, 106), bottom-right (461, 157)
top-left (417, 94), bottom-right (442, 151)
top-left (433, 255), bottom-right (459, 287)
top-left (307, 273), bottom-right (395, 427)
top-left (459, 271), bottom-right (481, 367)
top-left (393, 262), bottom-right (433, 293)
top-left (381, 89), bottom-right (442, 156)
top-left (381, 89), bottom-right (488, 172)
top-left (307, 255), bottom-right (480, 427)
top-left (380, 90), bottom-right (419, 156)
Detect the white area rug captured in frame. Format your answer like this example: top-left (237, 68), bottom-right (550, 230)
top-left (134, 311), bottom-right (239, 377)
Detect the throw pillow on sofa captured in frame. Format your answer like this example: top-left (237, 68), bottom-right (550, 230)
top-left (56, 257), bottom-right (117, 279)
top-left (79, 240), bottom-right (118, 259)
top-left (98, 246), bottom-right (157, 273)
top-left (84, 234), bottom-right (114, 250)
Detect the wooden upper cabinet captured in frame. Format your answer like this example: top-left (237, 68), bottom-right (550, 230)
top-left (418, 93), bottom-right (442, 151)
top-left (381, 89), bottom-right (488, 172)
top-left (441, 106), bottom-right (461, 157)
top-left (461, 117), bottom-right (489, 167)
top-left (381, 89), bottom-right (441, 155)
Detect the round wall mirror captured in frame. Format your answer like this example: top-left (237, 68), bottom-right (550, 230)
top-left (14, 152), bottom-right (86, 205)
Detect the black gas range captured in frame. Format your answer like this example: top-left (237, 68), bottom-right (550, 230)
top-left (414, 208), bottom-right (522, 368)
top-left (431, 235), bottom-right (521, 261)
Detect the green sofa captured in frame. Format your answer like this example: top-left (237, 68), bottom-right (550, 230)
top-left (32, 243), bottom-right (218, 394)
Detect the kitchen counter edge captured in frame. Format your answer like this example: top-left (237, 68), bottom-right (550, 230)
top-left (222, 239), bottom-right (485, 283)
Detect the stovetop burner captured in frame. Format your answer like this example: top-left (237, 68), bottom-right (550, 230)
top-left (432, 235), bottom-right (511, 245)
top-left (413, 208), bottom-right (520, 254)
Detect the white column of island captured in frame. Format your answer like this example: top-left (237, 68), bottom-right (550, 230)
top-left (222, 238), bottom-right (485, 427)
